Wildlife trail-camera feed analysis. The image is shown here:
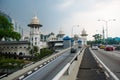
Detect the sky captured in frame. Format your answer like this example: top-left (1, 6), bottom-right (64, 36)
top-left (0, 0), bottom-right (120, 40)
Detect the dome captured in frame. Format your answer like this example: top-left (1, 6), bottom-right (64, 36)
top-left (31, 16), bottom-right (40, 24)
top-left (59, 28), bottom-right (64, 34)
top-left (59, 30), bottom-right (63, 34)
top-left (63, 36), bottom-right (71, 40)
top-left (28, 16), bottom-right (42, 27)
top-left (82, 29), bottom-right (86, 34)
top-left (81, 28), bottom-right (88, 36)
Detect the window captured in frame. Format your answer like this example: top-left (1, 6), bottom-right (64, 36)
top-left (32, 37), bottom-right (33, 41)
top-left (35, 37), bottom-right (37, 41)
top-left (35, 42), bottom-right (37, 45)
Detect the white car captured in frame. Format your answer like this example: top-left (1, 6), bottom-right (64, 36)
top-left (92, 46), bottom-right (98, 50)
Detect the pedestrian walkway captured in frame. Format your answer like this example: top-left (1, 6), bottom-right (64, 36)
top-left (76, 48), bottom-right (107, 80)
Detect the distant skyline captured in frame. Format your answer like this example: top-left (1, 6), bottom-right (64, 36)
top-left (0, 0), bottom-right (120, 40)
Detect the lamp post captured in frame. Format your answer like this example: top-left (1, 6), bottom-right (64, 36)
top-left (71, 25), bottom-right (79, 38)
top-left (98, 19), bottom-right (115, 44)
top-left (71, 25), bottom-right (79, 49)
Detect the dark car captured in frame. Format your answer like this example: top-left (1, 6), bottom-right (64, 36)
top-left (71, 48), bottom-right (77, 53)
top-left (105, 45), bottom-right (114, 51)
top-left (78, 45), bottom-right (82, 48)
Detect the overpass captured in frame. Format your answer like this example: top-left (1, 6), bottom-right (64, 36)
top-left (1, 46), bottom-right (120, 80)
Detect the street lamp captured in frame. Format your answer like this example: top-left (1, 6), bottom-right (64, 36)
top-left (98, 19), bottom-right (116, 39)
top-left (71, 25), bottom-right (79, 47)
top-left (71, 25), bottom-right (79, 38)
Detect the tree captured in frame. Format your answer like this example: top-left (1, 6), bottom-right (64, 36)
top-left (33, 46), bottom-right (39, 53)
top-left (0, 15), bottom-right (21, 41)
top-left (93, 34), bottom-right (102, 41)
top-left (93, 34), bottom-right (103, 44)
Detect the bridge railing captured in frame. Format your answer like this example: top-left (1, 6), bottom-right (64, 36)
top-left (90, 48), bottom-right (119, 80)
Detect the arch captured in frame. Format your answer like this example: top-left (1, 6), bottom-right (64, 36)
top-left (19, 52), bottom-right (23, 55)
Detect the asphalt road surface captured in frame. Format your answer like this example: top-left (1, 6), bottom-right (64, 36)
top-left (23, 48), bottom-right (81, 80)
top-left (93, 49), bottom-right (120, 79)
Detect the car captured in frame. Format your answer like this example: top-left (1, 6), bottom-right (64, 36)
top-left (71, 48), bottom-right (77, 53)
top-left (78, 45), bottom-right (82, 48)
top-left (99, 45), bottom-right (106, 49)
top-left (91, 46), bottom-right (98, 50)
top-left (105, 45), bottom-right (114, 51)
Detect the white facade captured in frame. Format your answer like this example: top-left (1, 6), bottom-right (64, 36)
top-left (0, 41), bottom-right (30, 55)
top-left (28, 16), bottom-right (42, 49)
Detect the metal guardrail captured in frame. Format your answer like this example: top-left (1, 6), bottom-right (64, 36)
top-left (52, 47), bottom-right (85, 80)
top-left (90, 48), bottom-right (119, 80)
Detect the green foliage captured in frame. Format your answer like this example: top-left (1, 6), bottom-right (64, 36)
top-left (0, 57), bottom-right (24, 69)
top-left (0, 15), bottom-right (21, 41)
top-left (33, 46), bottom-right (39, 53)
top-left (92, 34), bottom-right (104, 44)
top-left (93, 34), bottom-right (102, 41)
top-left (33, 48), bottom-right (53, 61)
top-left (0, 15), bottom-right (13, 31)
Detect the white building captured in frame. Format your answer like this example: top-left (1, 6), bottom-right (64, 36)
top-left (28, 16), bottom-right (42, 49)
top-left (0, 41), bottom-right (30, 56)
top-left (56, 28), bottom-right (65, 41)
top-left (47, 32), bottom-right (57, 41)
top-left (81, 29), bottom-right (88, 45)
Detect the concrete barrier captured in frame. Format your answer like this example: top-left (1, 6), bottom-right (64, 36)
top-left (59, 47), bottom-right (86, 80)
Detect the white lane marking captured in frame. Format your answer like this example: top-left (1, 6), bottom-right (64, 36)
top-left (27, 71), bottom-right (32, 75)
top-left (44, 62), bottom-right (46, 65)
top-left (34, 68), bottom-right (38, 71)
top-left (19, 75), bottom-right (24, 80)
top-left (39, 65), bottom-right (43, 68)
top-left (47, 60), bottom-right (50, 63)
top-left (90, 49), bottom-right (119, 80)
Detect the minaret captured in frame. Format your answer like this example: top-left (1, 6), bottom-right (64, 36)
top-left (81, 29), bottom-right (88, 45)
top-left (28, 16), bottom-right (42, 48)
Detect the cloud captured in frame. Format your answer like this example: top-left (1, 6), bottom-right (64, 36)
top-left (60, 0), bottom-right (120, 40)
top-left (58, 0), bottom-right (74, 11)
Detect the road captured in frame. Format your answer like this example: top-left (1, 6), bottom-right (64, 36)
top-left (23, 48), bottom-right (81, 80)
top-left (77, 48), bottom-right (106, 80)
top-left (92, 49), bottom-right (120, 79)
